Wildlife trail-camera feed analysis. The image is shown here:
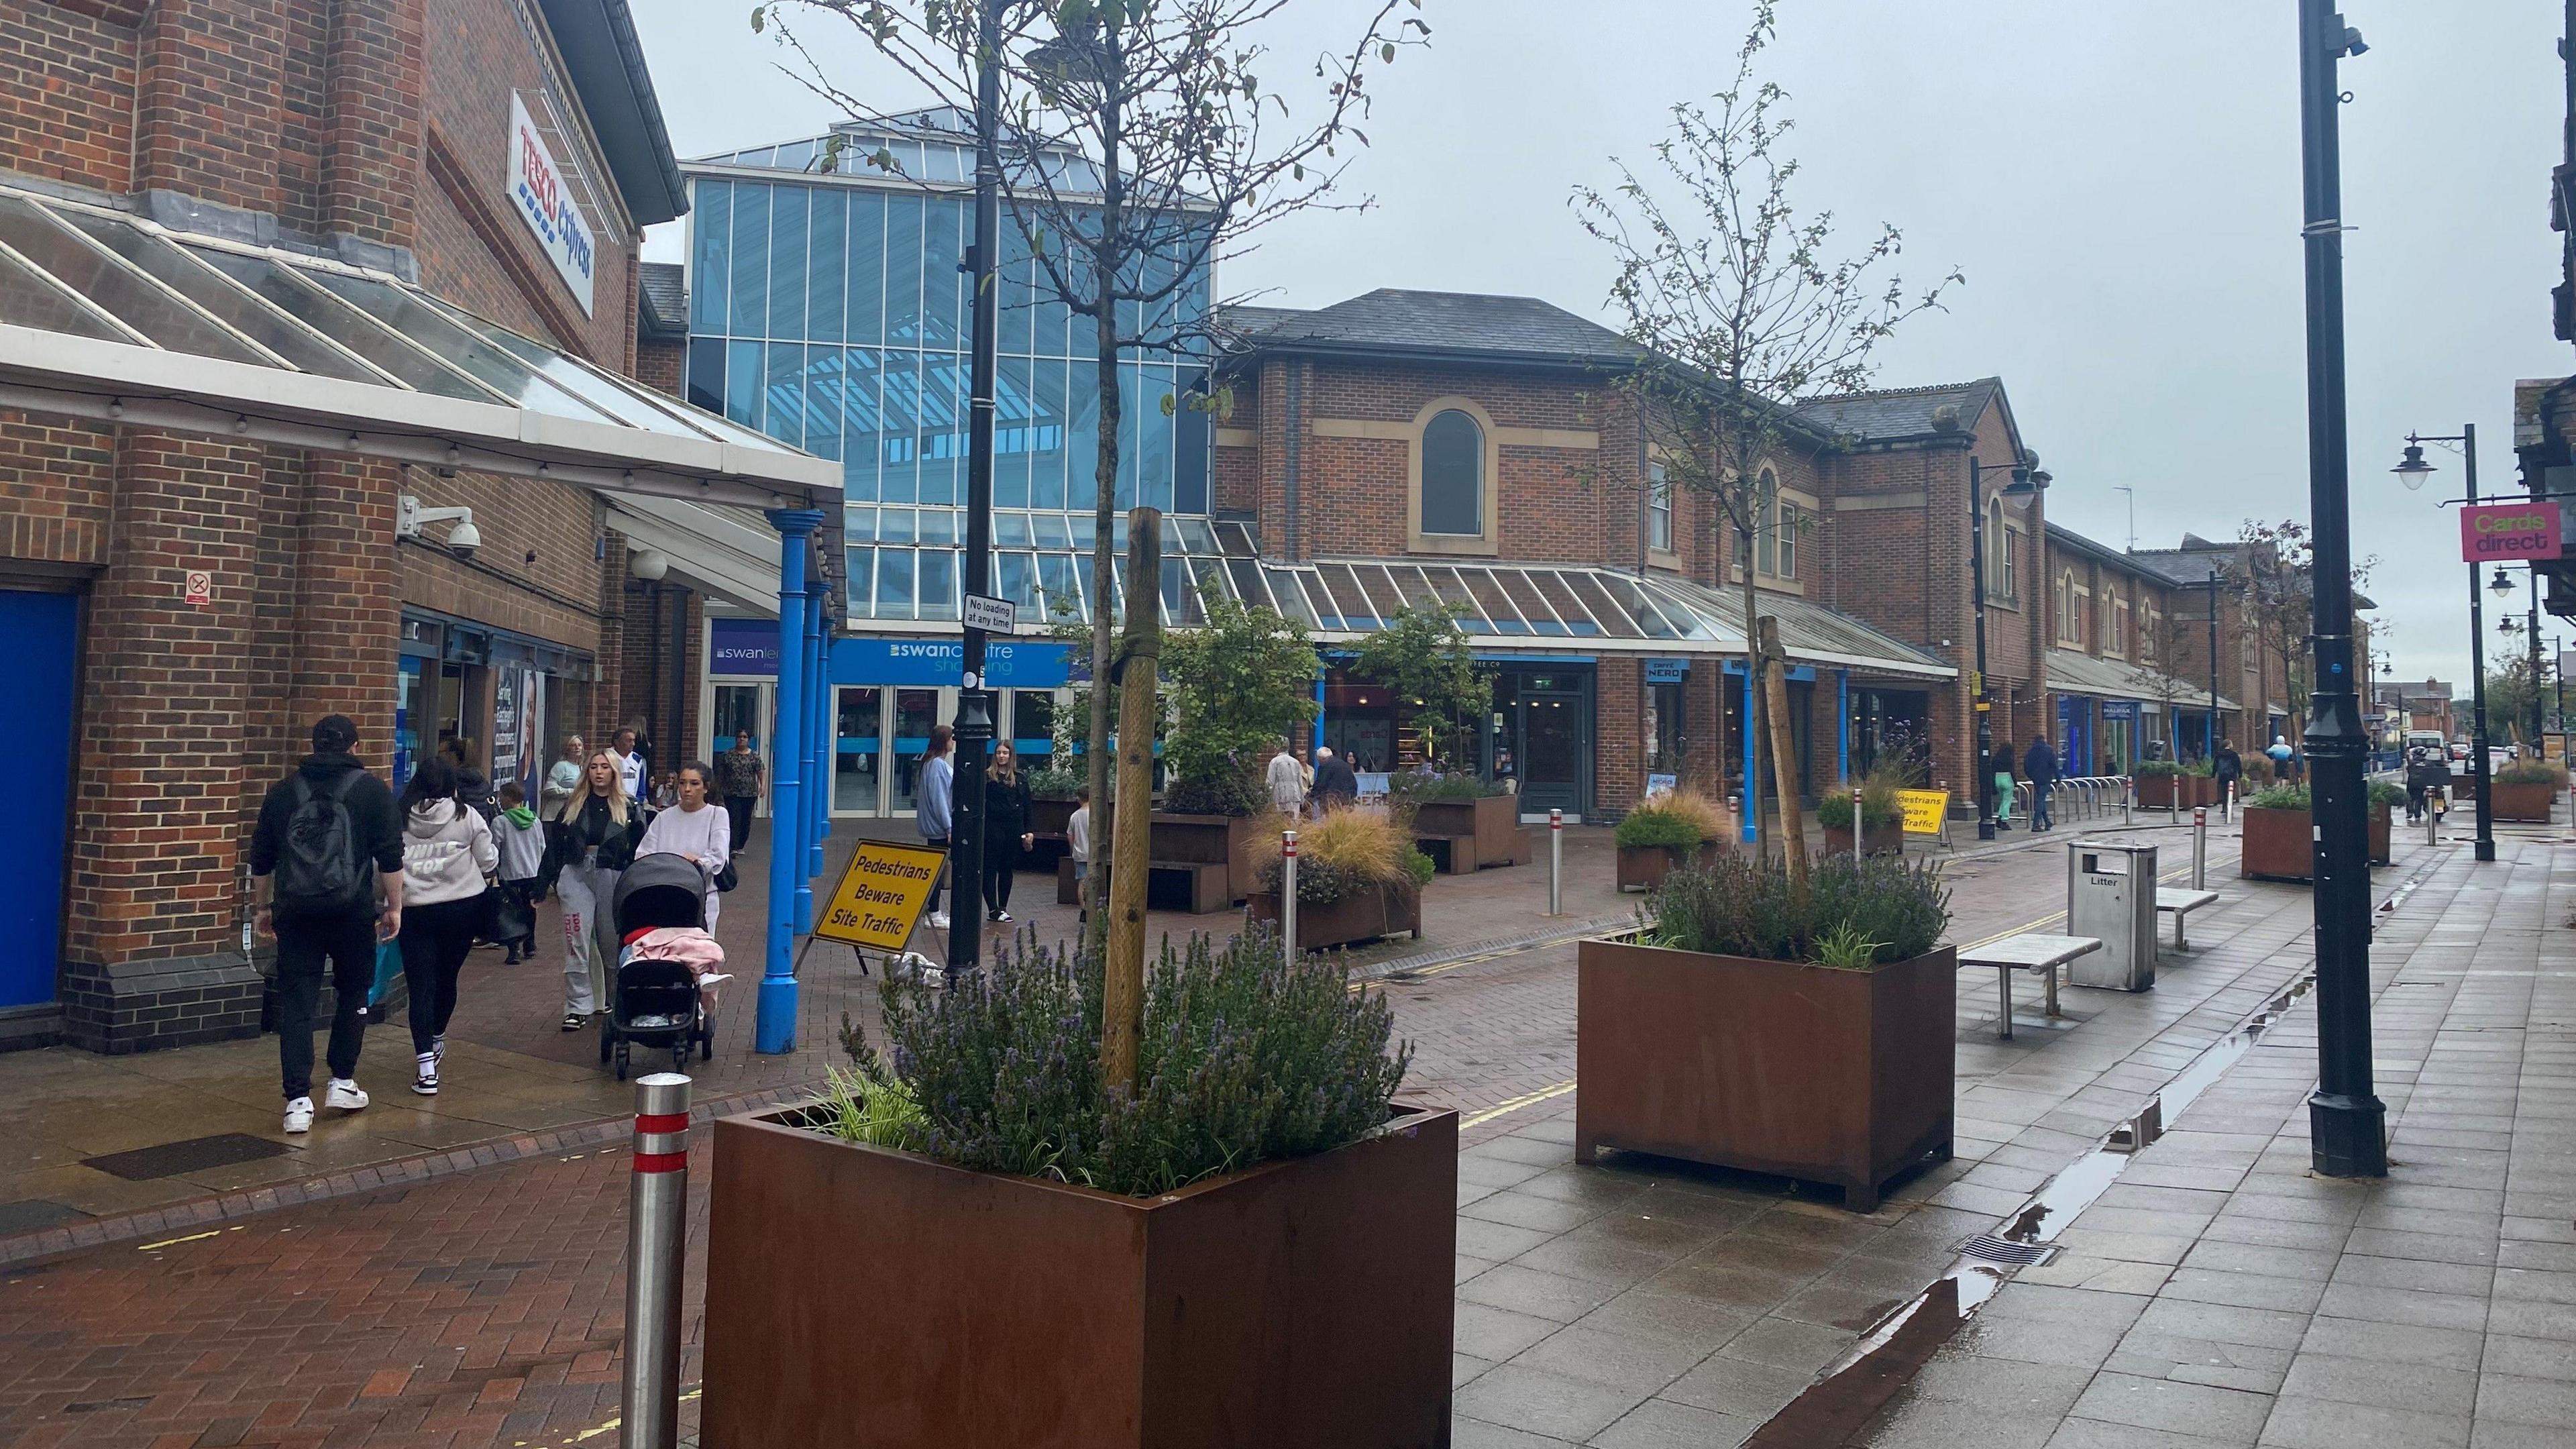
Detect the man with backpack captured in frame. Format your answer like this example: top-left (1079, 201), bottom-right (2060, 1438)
top-left (251, 715), bottom-right (407, 1134)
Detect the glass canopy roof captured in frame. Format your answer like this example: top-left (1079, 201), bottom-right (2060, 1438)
top-left (0, 184), bottom-right (837, 510)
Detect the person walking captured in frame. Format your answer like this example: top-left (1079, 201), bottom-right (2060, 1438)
top-left (1990, 741), bottom-right (2017, 831)
top-left (543, 735), bottom-right (586, 812)
top-left (916, 723), bottom-right (955, 932)
top-left (982, 742), bottom-right (1034, 923)
top-left (2214, 739), bottom-right (2244, 818)
top-left (1312, 745), bottom-right (1359, 814)
top-left (1266, 736), bottom-right (1307, 816)
top-left (548, 749), bottom-right (642, 1032)
top-left (252, 714), bottom-right (406, 1135)
top-left (612, 727), bottom-right (647, 806)
top-left (394, 755), bottom-right (496, 1097)
top-left (1067, 784), bottom-right (1092, 930)
top-left (716, 731), bottom-right (765, 857)
top-left (492, 780), bottom-right (546, 964)
top-left (638, 760), bottom-right (732, 928)
top-left (439, 736), bottom-right (496, 821)
top-left (2023, 733), bottom-right (2060, 833)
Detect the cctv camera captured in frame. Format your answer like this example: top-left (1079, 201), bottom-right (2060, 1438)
top-left (446, 517), bottom-right (481, 559)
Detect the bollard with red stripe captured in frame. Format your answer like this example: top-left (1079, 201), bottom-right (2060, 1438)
top-left (623, 1073), bottom-right (690, 1449)
top-left (1281, 830), bottom-right (1299, 957)
top-left (1548, 808), bottom-right (1564, 917)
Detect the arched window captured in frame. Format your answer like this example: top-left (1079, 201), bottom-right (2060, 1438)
top-left (1648, 462), bottom-right (1673, 554)
top-left (1419, 409), bottom-right (1484, 536)
top-left (1985, 498), bottom-right (2006, 602)
top-left (2057, 572), bottom-right (2076, 642)
top-left (1755, 469), bottom-right (1780, 576)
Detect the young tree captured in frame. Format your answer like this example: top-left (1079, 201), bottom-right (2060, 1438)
top-left (1161, 577), bottom-right (1320, 812)
top-left (2225, 519), bottom-right (2377, 751)
top-left (1351, 601), bottom-right (1490, 771)
top-left (759, 0), bottom-right (1428, 936)
top-left (1572, 3), bottom-right (1958, 871)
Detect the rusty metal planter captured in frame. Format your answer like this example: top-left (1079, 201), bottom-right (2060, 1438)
top-left (2135, 774), bottom-right (2216, 809)
top-left (2369, 801), bottom-right (2392, 866)
top-left (1615, 841), bottom-right (1727, 892)
top-left (2490, 781), bottom-right (2557, 823)
top-left (1245, 885), bottom-right (1422, 951)
top-left (705, 1104), bottom-right (1458, 1449)
top-left (1575, 938), bottom-right (1955, 1212)
top-left (1149, 812), bottom-right (1258, 903)
top-left (2239, 805), bottom-right (2312, 881)
top-left (1822, 820), bottom-right (1904, 858)
top-left (1409, 794), bottom-right (1527, 872)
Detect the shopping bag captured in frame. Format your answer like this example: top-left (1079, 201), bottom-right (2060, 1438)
top-left (369, 937), bottom-right (403, 1006)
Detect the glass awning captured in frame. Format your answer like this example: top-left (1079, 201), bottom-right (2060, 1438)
top-left (0, 184), bottom-right (836, 511)
top-left (2046, 648), bottom-right (2239, 712)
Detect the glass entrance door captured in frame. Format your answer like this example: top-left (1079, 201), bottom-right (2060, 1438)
top-left (711, 682), bottom-right (772, 814)
top-left (891, 688), bottom-right (951, 816)
top-left (1517, 691), bottom-right (1586, 819)
top-left (835, 686), bottom-right (884, 814)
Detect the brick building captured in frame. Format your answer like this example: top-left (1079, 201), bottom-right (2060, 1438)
top-left (0, 0), bottom-right (830, 1053)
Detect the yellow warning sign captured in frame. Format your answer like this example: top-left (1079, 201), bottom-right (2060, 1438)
top-left (814, 839), bottom-right (949, 951)
top-left (1897, 789), bottom-right (1951, 837)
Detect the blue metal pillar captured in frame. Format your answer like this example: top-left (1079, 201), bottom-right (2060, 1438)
top-left (1739, 665), bottom-right (1757, 844)
top-left (1837, 672), bottom-right (1851, 782)
top-left (797, 577), bottom-right (826, 934)
top-left (757, 510), bottom-right (823, 1055)
top-left (1313, 665), bottom-right (1328, 753)
top-left (812, 574), bottom-right (834, 868)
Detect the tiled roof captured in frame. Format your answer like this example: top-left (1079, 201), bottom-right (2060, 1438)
top-left (2045, 649), bottom-right (2239, 712)
top-left (638, 262), bottom-right (686, 340)
top-left (1794, 378), bottom-right (2002, 444)
top-left (1217, 290), bottom-right (1640, 367)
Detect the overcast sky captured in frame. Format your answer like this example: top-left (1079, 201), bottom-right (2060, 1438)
top-left (630, 0), bottom-right (2571, 693)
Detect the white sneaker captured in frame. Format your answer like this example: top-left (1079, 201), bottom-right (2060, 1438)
top-left (694, 973), bottom-right (733, 989)
top-left (430, 1035), bottom-right (446, 1067)
top-left (323, 1079), bottom-right (368, 1112)
top-left (412, 1053), bottom-right (440, 1096)
top-left (928, 912), bottom-right (950, 931)
top-left (284, 1097), bottom-right (315, 1134)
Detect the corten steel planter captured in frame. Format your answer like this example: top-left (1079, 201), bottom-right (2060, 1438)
top-left (1822, 820), bottom-right (1904, 859)
top-left (2133, 773), bottom-right (2181, 808)
top-left (1149, 812), bottom-right (1258, 904)
top-left (1030, 796), bottom-right (1080, 837)
top-left (2239, 806), bottom-right (2312, 882)
top-left (2369, 801), bottom-right (2392, 866)
top-left (1575, 938), bottom-right (1956, 1213)
top-left (1615, 841), bottom-right (1727, 892)
top-left (2490, 781), bottom-right (2557, 823)
top-left (704, 1104), bottom-right (1458, 1449)
top-left (1245, 885), bottom-right (1422, 951)
top-left (1408, 794), bottom-right (1527, 872)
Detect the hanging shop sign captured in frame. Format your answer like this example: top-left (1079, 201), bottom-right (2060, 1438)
top-left (506, 95), bottom-right (596, 315)
top-left (2459, 501), bottom-right (2561, 564)
top-left (1644, 657), bottom-right (1689, 685)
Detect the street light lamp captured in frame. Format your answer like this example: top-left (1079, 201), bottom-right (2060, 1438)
top-left (2396, 429), bottom-right (2500, 863)
top-left (1968, 453), bottom-right (2040, 841)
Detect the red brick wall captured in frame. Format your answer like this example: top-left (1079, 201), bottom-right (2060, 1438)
top-left (1596, 655), bottom-right (1643, 814)
top-left (136, 0), bottom-right (287, 213)
top-left (0, 412), bottom-right (117, 565)
top-left (637, 337), bottom-right (684, 397)
top-left (322, 0), bottom-right (425, 248)
top-left (1, 3), bottom-right (138, 192)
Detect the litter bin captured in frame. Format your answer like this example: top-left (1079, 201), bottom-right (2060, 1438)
top-left (2066, 841), bottom-right (2157, 991)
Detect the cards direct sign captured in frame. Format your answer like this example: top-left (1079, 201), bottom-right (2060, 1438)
top-left (814, 840), bottom-right (951, 951)
top-left (2460, 501), bottom-right (2561, 564)
top-left (506, 95), bottom-right (596, 316)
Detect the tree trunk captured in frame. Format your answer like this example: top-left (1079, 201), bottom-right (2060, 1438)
top-left (1104, 511), bottom-right (1161, 1093)
top-left (1758, 615), bottom-right (1806, 883)
top-left (1083, 295), bottom-right (1120, 953)
top-left (1742, 556), bottom-right (1767, 862)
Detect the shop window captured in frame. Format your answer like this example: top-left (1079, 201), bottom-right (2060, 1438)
top-left (1648, 461), bottom-right (1674, 555)
top-left (1421, 409), bottom-right (1483, 536)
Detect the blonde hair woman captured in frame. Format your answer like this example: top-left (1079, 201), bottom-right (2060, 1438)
top-left (545, 750), bottom-right (641, 1031)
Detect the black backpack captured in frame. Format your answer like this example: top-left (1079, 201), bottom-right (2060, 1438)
top-left (274, 771), bottom-right (373, 918)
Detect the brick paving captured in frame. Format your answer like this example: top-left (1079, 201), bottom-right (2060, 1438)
top-left (1841, 828), bottom-right (2576, 1449)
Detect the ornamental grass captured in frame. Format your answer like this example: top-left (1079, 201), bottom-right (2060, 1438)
top-left (1641, 851), bottom-right (1949, 969)
top-left (1614, 788), bottom-right (1730, 850)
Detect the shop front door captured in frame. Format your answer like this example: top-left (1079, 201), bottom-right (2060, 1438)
top-left (1517, 690), bottom-right (1586, 819)
top-left (835, 686), bottom-right (884, 815)
top-left (0, 590), bottom-right (76, 1010)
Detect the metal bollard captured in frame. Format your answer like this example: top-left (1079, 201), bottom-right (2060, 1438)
top-left (2192, 806), bottom-right (2207, 890)
top-left (1281, 830), bottom-right (1299, 955)
top-left (1548, 808), bottom-right (1564, 916)
top-left (1850, 787), bottom-right (1864, 856)
top-left (2123, 777), bottom-right (2133, 826)
top-left (623, 1073), bottom-right (691, 1449)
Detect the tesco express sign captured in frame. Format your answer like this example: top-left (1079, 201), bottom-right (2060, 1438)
top-left (2459, 501), bottom-right (2561, 564)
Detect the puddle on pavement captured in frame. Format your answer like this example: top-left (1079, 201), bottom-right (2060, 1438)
top-left (1743, 852), bottom-right (2434, 1446)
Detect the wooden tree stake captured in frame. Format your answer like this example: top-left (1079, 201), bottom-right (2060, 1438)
top-left (1758, 616), bottom-right (1808, 883)
top-left (1102, 506), bottom-right (1163, 1094)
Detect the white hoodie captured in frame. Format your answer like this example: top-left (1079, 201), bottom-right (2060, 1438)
top-left (404, 800), bottom-right (498, 906)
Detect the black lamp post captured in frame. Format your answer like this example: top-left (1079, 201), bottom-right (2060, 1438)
top-left (946, 0), bottom-right (1011, 972)
top-left (1968, 453), bottom-right (2039, 840)
top-left (2394, 430), bottom-right (2497, 862)
top-left (2295, 0), bottom-right (2385, 1179)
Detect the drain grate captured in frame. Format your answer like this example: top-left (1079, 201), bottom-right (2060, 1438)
top-left (1960, 1233), bottom-right (2055, 1266)
top-left (81, 1133), bottom-right (290, 1182)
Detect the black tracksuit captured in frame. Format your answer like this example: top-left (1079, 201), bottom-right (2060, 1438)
top-left (250, 753), bottom-right (404, 1100)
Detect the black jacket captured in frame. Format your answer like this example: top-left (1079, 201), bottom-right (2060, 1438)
top-left (2023, 741), bottom-right (2059, 788)
top-left (2214, 748), bottom-right (2243, 782)
top-left (545, 793), bottom-right (645, 875)
top-left (1989, 747), bottom-right (2017, 782)
top-left (250, 753), bottom-right (405, 909)
top-left (1313, 757), bottom-right (1360, 806)
top-left (985, 772), bottom-right (1033, 838)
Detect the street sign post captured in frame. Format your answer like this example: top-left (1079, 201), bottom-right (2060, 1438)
top-left (963, 592), bottom-right (1017, 636)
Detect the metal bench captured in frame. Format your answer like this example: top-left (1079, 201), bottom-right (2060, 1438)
top-left (2155, 887), bottom-right (2221, 951)
top-left (1957, 933), bottom-right (2104, 1040)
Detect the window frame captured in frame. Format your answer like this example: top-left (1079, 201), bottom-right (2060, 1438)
top-left (1407, 396), bottom-right (1500, 555)
top-left (1647, 459), bottom-right (1674, 559)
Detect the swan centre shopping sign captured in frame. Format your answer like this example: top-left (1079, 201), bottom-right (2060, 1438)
top-left (2461, 501), bottom-right (2561, 564)
top-left (815, 839), bottom-right (951, 951)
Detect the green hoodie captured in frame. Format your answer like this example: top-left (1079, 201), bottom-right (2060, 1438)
top-left (501, 804), bottom-right (538, 830)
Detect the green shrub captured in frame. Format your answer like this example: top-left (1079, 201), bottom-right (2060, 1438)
top-left (2247, 784), bottom-right (2310, 810)
top-left (834, 932), bottom-right (1411, 1198)
top-left (1385, 769), bottom-right (1503, 803)
top-left (2496, 760), bottom-right (2569, 788)
top-left (1163, 770), bottom-right (1264, 817)
top-left (1817, 774), bottom-right (1902, 831)
top-left (1026, 765), bottom-right (1086, 801)
top-left (1643, 852), bottom-right (1949, 968)
top-left (1615, 789), bottom-right (1727, 849)
top-left (2180, 758), bottom-right (2216, 777)
top-left (2365, 781), bottom-right (2407, 809)
top-left (2132, 759), bottom-right (2182, 778)
top-left (1252, 806), bottom-right (1421, 905)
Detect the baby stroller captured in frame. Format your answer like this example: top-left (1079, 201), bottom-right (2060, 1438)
top-left (604, 853), bottom-right (717, 1080)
